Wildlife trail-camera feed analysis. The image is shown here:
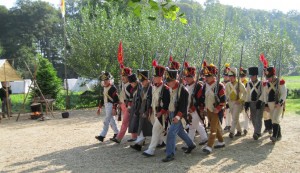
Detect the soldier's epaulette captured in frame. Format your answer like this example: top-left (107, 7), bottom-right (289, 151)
top-left (263, 82), bottom-right (267, 87)
top-left (280, 79), bottom-right (285, 85)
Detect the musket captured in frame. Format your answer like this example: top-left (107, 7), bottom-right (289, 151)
top-left (214, 42), bottom-right (223, 107)
top-left (275, 45), bottom-right (285, 118)
top-left (140, 54), bottom-right (145, 69)
top-left (236, 44), bottom-right (244, 101)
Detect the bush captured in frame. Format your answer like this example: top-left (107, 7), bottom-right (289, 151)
top-left (31, 55), bottom-right (62, 99)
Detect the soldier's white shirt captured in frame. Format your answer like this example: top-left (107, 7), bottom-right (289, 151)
top-left (119, 82), bottom-right (130, 103)
top-left (152, 84), bottom-right (163, 114)
top-left (185, 82), bottom-right (196, 108)
top-left (103, 85), bottom-right (112, 104)
top-left (205, 82), bottom-right (217, 112)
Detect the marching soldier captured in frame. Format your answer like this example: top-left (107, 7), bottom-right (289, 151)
top-left (263, 66), bottom-right (287, 143)
top-left (183, 63), bottom-right (208, 146)
top-left (130, 70), bottom-right (153, 151)
top-left (111, 67), bottom-right (138, 143)
top-left (162, 69), bottom-right (196, 162)
top-left (127, 74), bottom-right (140, 140)
top-left (143, 65), bottom-right (170, 157)
top-left (226, 68), bottom-right (247, 138)
top-left (201, 63), bottom-right (226, 154)
top-left (240, 67), bottom-right (250, 135)
top-left (244, 67), bottom-right (264, 140)
top-left (223, 63), bottom-right (232, 131)
top-left (95, 72), bottom-right (119, 142)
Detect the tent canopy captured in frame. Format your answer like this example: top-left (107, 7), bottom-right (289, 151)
top-left (0, 59), bottom-right (23, 82)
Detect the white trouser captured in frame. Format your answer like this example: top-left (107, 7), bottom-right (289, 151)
top-left (268, 102), bottom-right (283, 124)
top-left (225, 108), bottom-right (232, 126)
top-left (100, 103), bottom-right (119, 137)
top-left (241, 109), bottom-right (250, 130)
top-left (135, 133), bottom-right (145, 145)
top-left (229, 101), bottom-right (242, 134)
top-left (188, 111), bottom-right (208, 142)
top-left (144, 117), bottom-right (166, 155)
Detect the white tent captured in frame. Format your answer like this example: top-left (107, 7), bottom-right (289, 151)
top-left (0, 59), bottom-right (22, 82)
top-left (9, 79), bottom-right (32, 94)
top-left (64, 78), bottom-right (98, 92)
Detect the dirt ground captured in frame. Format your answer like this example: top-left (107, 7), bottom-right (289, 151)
top-left (1, 109), bottom-right (300, 173)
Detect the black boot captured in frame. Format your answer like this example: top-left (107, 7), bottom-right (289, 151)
top-left (277, 124), bottom-right (282, 141)
top-left (270, 124), bottom-right (279, 143)
top-left (264, 119), bottom-right (273, 134)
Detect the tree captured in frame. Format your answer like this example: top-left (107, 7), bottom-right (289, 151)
top-left (31, 55), bottom-right (62, 99)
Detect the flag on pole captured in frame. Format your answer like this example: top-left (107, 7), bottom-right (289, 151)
top-left (117, 40), bottom-right (124, 65)
top-left (61, 0), bottom-right (65, 18)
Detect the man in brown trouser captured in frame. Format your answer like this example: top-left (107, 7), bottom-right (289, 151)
top-left (201, 63), bottom-right (226, 154)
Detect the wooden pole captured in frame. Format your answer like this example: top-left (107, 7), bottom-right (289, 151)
top-left (63, 15), bottom-right (70, 110)
top-left (24, 61), bottom-right (54, 118)
top-left (3, 62), bottom-right (11, 120)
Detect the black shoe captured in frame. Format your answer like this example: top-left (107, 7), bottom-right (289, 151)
top-left (127, 138), bottom-right (137, 142)
top-left (253, 133), bottom-right (259, 140)
top-left (130, 144), bottom-right (142, 151)
top-left (95, 136), bottom-right (105, 142)
top-left (142, 152), bottom-right (154, 157)
top-left (157, 142), bottom-right (166, 148)
top-left (162, 154), bottom-right (175, 162)
top-left (235, 131), bottom-right (242, 137)
top-left (229, 133), bottom-right (234, 138)
top-left (110, 138), bottom-right (121, 144)
top-left (270, 136), bottom-right (277, 143)
top-left (263, 128), bottom-right (268, 133)
top-left (199, 140), bottom-right (208, 145)
top-left (224, 126), bottom-right (230, 131)
top-left (109, 134), bottom-right (118, 140)
top-left (268, 130), bottom-right (273, 135)
top-left (243, 129), bottom-right (248, 135)
top-left (181, 146), bottom-right (188, 151)
top-left (184, 144), bottom-right (196, 154)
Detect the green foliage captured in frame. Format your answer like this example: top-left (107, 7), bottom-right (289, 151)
top-left (31, 55), bottom-right (62, 99)
top-left (127, 0), bottom-right (188, 24)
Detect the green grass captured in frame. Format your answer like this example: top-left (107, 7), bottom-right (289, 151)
top-left (282, 76), bottom-right (300, 90)
top-left (285, 98), bottom-right (300, 115)
top-left (9, 90), bottom-right (98, 113)
top-left (10, 94), bottom-right (31, 113)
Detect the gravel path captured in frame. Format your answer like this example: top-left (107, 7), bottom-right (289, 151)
top-left (1, 109), bottom-right (299, 173)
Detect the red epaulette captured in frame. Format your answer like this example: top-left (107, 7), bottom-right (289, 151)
top-left (280, 79), bottom-right (285, 85)
top-left (263, 82), bottom-right (267, 87)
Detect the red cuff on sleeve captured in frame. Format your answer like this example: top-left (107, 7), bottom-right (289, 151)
top-left (160, 109), bottom-right (167, 114)
top-left (190, 106), bottom-right (196, 112)
top-left (176, 112), bottom-right (183, 118)
top-left (216, 105), bottom-right (223, 111)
